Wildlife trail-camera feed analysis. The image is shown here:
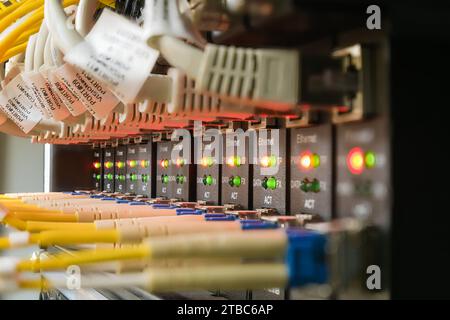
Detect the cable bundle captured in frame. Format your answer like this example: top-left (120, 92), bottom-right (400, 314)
top-left (0, 0), bottom-right (302, 145)
top-left (0, 191), bottom-right (328, 293)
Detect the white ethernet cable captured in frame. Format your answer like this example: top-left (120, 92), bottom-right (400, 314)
top-left (151, 36), bottom-right (300, 111)
top-left (144, 0), bottom-right (299, 111)
top-left (75, 0), bottom-right (97, 37)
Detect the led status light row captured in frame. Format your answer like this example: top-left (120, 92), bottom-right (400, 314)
top-left (160, 158), bottom-right (185, 168)
top-left (201, 157), bottom-right (215, 167)
top-left (347, 147), bottom-right (376, 175)
top-left (98, 173), bottom-right (149, 182)
top-left (175, 158), bottom-right (185, 167)
top-left (176, 174), bottom-right (186, 184)
top-left (160, 159), bottom-right (170, 168)
top-left (160, 174), bottom-right (185, 184)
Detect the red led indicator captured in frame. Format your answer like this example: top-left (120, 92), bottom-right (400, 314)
top-left (347, 147), bottom-right (365, 175)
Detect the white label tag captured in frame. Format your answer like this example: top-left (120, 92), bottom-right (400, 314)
top-left (53, 63), bottom-right (119, 120)
top-left (22, 70), bottom-right (71, 121)
top-left (47, 68), bottom-right (87, 116)
top-left (21, 71), bottom-right (51, 119)
top-left (65, 9), bottom-right (159, 104)
top-left (0, 75), bottom-right (42, 133)
top-left (39, 68), bottom-right (71, 121)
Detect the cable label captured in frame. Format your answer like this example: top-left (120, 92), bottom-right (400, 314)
top-left (0, 75), bottom-right (42, 133)
top-left (64, 9), bottom-right (159, 104)
top-left (47, 68), bottom-right (87, 117)
top-left (22, 70), bottom-right (71, 121)
top-left (20, 72), bottom-right (51, 119)
top-left (53, 63), bottom-right (119, 120)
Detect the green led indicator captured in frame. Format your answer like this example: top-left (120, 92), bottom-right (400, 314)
top-left (300, 179), bottom-right (309, 192)
top-left (118, 174), bottom-right (126, 181)
top-left (162, 174), bottom-right (169, 184)
top-left (311, 179), bottom-right (321, 193)
top-left (96, 174), bottom-right (101, 181)
top-left (364, 151), bottom-right (376, 169)
top-left (106, 173), bottom-right (113, 180)
top-left (262, 177), bottom-right (277, 190)
top-left (176, 175), bottom-right (185, 184)
top-left (130, 174), bottom-right (138, 182)
top-left (232, 176), bottom-right (241, 187)
top-left (300, 178), bottom-right (321, 193)
top-left (270, 155), bottom-right (277, 167)
top-left (203, 175), bottom-right (213, 186)
top-left (267, 177), bottom-right (277, 190)
top-left (142, 174), bottom-right (149, 183)
top-left (312, 154), bottom-right (321, 168)
top-left (116, 161), bottom-right (125, 169)
top-left (129, 160), bottom-right (137, 168)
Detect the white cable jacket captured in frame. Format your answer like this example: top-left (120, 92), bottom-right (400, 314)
top-left (33, 20), bottom-right (49, 71)
top-left (75, 0), bottom-right (97, 37)
top-left (44, 0), bottom-right (83, 54)
top-left (25, 34), bottom-right (38, 72)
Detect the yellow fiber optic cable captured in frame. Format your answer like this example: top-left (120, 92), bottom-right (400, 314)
top-left (37, 229), bottom-right (120, 247)
top-left (2, 41), bottom-right (28, 62)
top-left (1, 216), bottom-right (94, 232)
top-left (16, 245), bottom-right (150, 272)
top-left (0, 0), bottom-right (42, 33)
top-left (0, 0), bottom-right (79, 60)
top-left (25, 221), bottom-right (96, 233)
top-left (15, 23), bottom-right (40, 43)
top-left (9, 230), bottom-right (286, 271)
top-left (0, 5), bottom-right (44, 60)
top-left (0, 0), bottom-right (27, 20)
top-left (11, 264), bottom-right (288, 293)
top-left (2, 215), bottom-right (27, 230)
top-left (12, 211), bottom-right (78, 222)
top-left (0, 229), bottom-right (120, 249)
